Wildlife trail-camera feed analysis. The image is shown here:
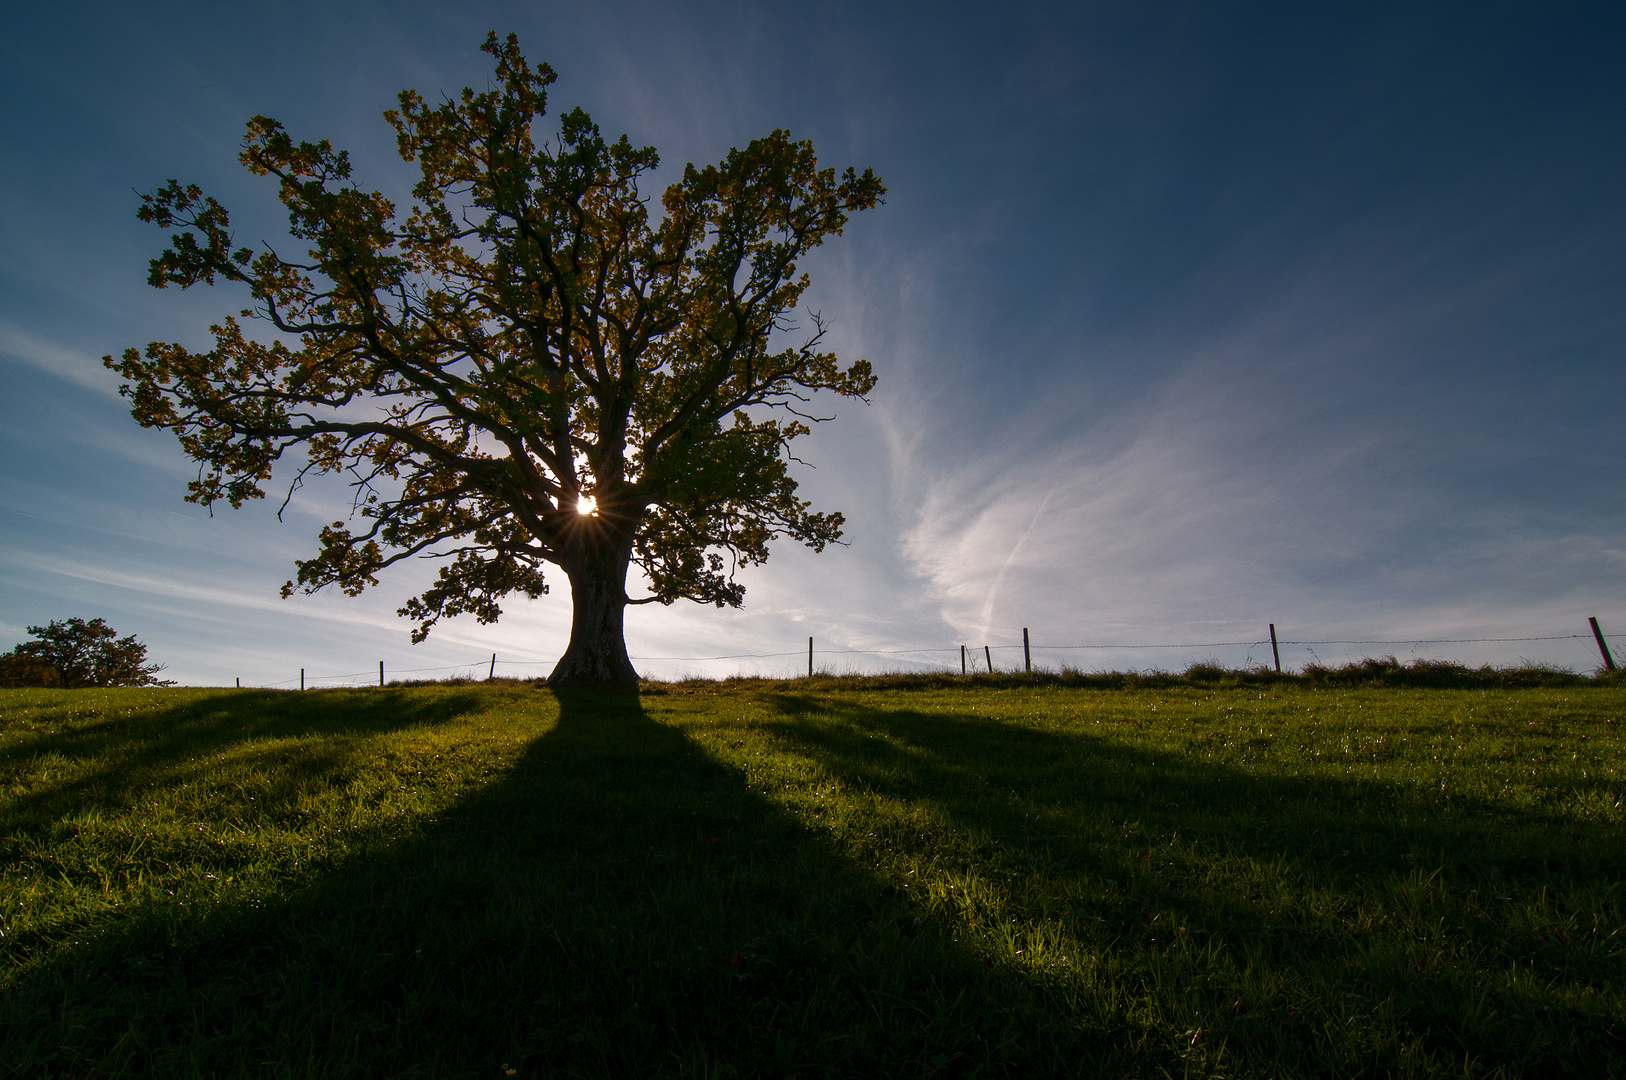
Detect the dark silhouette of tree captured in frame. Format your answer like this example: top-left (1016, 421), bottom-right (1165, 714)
top-left (8, 618), bottom-right (172, 688)
top-left (0, 654), bottom-right (60, 689)
top-left (108, 32), bottom-right (883, 686)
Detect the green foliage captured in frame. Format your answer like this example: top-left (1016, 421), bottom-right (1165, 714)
top-left (0, 654), bottom-right (59, 688)
top-left (2, 680), bottom-right (1622, 1076)
top-left (104, 32), bottom-right (883, 677)
top-left (7, 618), bottom-right (170, 688)
top-left (709, 656), bottom-right (1604, 695)
top-left (1297, 655), bottom-right (1596, 689)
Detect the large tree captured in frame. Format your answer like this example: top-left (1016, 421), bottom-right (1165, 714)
top-left (109, 33), bottom-right (883, 686)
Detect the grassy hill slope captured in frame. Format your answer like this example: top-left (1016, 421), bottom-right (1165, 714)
top-left (1, 678), bottom-right (1622, 1077)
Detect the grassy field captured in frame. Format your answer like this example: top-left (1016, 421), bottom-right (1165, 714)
top-left (1, 674), bottom-right (1622, 1078)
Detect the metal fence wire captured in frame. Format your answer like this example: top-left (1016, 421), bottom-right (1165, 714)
top-left (243, 629), bottom-right (1608, 688)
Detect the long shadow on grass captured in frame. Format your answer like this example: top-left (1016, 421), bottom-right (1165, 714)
top-left (0, 687), bottom-right (1157, 1079)
top-left (8, 687), bottom-right (1622, 1078)
top-left (0, 687), bottom-right (482, 835)
top-left (752, 691), bottom-right (1626, 1077)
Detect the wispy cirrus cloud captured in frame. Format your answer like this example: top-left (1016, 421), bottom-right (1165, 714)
top-left (0, 320), bottom-right (120, 396)
top-left (0, 1), bottom-right (1621, 685)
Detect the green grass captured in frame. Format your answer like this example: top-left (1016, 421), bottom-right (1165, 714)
top-left (1, 676), bottom-right (1622, 1078)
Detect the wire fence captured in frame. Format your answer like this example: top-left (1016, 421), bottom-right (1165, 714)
top-left (236, 626), bottom-right (1612, 688)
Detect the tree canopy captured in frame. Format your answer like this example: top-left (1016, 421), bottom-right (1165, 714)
top-left (108, 33), bottom-right (884, 686)
top-left (6, 618), bottom-right (172, 688)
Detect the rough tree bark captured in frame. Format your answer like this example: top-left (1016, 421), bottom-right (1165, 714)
top-left (550, 522), bottom-right (640, 687)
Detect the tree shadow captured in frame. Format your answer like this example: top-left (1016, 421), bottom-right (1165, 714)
top-left (2, 687), bottom-right (1148, 1079)
top-left (751, 691), bottom-right (1626, 1075)
top-left (4, 685), bottom-right (1621, 1077)
top-left (0, 688), bottom-right (483, 836)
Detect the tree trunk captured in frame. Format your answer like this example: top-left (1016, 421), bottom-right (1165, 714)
top-left (549, 535), bottom-right (640, 688)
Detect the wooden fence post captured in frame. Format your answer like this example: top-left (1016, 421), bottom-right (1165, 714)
top-left (985, 645), bottom-right (993, 674)
top-left (489, 653), bottom-right (497, 680)
top-left (235, 677), bottom-right (240, 688)
top-left (961, 644), bottom-right (966, 675)
top-left (1591, 617), bottom-right (1617, 672)
top-left (808, 637), bottom-right (814, 678)
top-left (379, 661), bottom-right (384, 687)
top-left (1269, 624), bottom-right (1281, 674)
top-left (300, 668), bottom-right (304, 691)
top-left (1023, 628), bottom-right (1031, 673)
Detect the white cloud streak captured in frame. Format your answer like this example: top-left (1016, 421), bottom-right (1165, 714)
top-left (0, 320), bottom-right (119, 395)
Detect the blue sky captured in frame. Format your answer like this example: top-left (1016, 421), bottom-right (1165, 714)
top-left (2, 1), bottom-right (1622, 684)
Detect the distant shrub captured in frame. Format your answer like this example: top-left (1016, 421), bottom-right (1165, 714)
top-left (0, 654), bottom-right (61, 688)
top-left (638, 657), bottom-right (1606, 693)
top-left (379, 659), bottom-right (1613, 693)
top-left (7, 618), bottom-right (173, 688)
top-left (1299, 655), bottom-right (1586, 689)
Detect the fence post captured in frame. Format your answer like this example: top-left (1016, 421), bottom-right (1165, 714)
top-left (985, 645), bottom-right (993, 674)
top-left (1023, 628), bottom-right (1031, 673)
top-left (808, 637), bottom-right (814, 678)
top-left (379, 661), bottom-right (384, 687)
top-left (235, 677), bottom-right (240, 688)
top-left (1591, 617), bottom-right (1617, 672)
top-left (961, 644), bottom-right (966, 675)
top-left (489, 653), bottom-right (497, 680)
top-left (1269, 624), bottom-right (1281, 674)
top-left (300, 668), bottom-right (304, 691)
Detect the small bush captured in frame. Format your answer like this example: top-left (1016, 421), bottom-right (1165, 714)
top-left (636, 657), bottom-right (1602, 693)
top-left (1300, 654), bottom-right (1586, 689)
